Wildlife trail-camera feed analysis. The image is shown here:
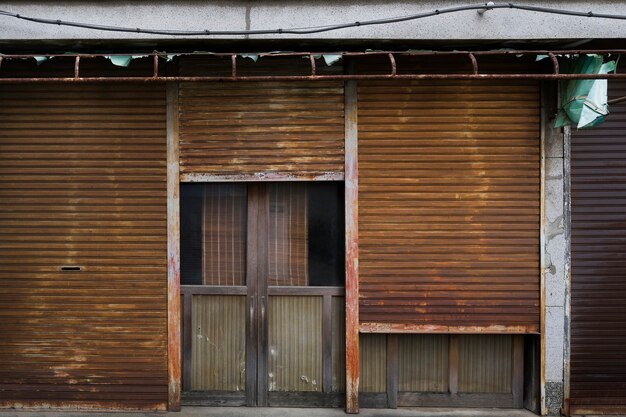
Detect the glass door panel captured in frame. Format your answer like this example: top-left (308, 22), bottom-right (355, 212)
top-left (181, 183), bottom-right (247, 286)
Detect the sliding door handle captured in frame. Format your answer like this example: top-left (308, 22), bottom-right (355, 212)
top-left (260, 296), bottom-right (266, 323)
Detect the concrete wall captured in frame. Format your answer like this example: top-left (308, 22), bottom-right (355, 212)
top-left (543, 90), bottom-right (567, 416)
top-left (0, 1), bottom-right (625, 42)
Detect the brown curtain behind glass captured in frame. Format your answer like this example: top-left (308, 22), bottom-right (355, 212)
top-left (202, 184), bottom-right (247, 286)
top-left (268, 184), bottom-right (309, 286)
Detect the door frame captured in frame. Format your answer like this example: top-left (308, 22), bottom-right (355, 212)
top-left (178, 182), bottom-right (346, 407)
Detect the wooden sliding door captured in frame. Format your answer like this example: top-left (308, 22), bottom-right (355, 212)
top-left (180, 182), bottom-right (345, 407)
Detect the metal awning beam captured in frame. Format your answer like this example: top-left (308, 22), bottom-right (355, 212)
top-left (0, 49), bottom-right (623, 82)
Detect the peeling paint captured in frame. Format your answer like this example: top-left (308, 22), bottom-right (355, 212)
top-left (546, 215), bottom-right (564, 241)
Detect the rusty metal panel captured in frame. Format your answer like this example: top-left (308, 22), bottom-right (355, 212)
top-left (191, 295), bottom-right (246, 391)
top-left (358, 334), bottom-right (386, 393)
top-left (0, 83), bottom-right (168, 409)
top-left (458, 335), bottom-right (512, 393)
top-left (398, 335), bottom-right (449, 392)
top-left (357, 79), bottom-right (541, 331)
top-left (268, 296), bottom-right (323, 392)
top-left (570, 79), bottom-right (626, 415)
top-left (177, 60), bottom-right (345, 179)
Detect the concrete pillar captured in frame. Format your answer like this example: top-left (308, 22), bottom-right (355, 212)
top-left (543, 88), bottom-right (567, 415)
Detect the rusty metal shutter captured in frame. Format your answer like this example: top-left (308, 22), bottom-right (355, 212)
top-left (0, 84), bottom-right (168, 410)
top-left (178, 80), bottom-right (345, 180)
top-left (176, 57), bottom-right (344, 181)
top-left (570, 80), bottom-right (626, 415)
top-left (357, 80), bottom-right (541, 332)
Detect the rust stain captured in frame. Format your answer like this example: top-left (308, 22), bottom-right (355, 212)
top-left (167, 82), bottom-right (182, 411)
top-left (360, 322), bottom-right (540, 334)
top-left (344, 78), bottom-right (360, 414)
top-left (180, 172), bottom-right (344, 182)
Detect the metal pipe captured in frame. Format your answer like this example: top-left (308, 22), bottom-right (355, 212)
top-left (388, 53), bottom-right (397, 75)
top-left (608, 95), bottom-right (626, 105)
top-left (310, 54), bottom-right (316, 76)
top-left (1, 73), bottom-right (626, 83)
top-left (548, 52), bottom-right (560, 75)
top-left (153, 54), bottom-right (159, 79)
top-left (74, 56), bottom-right (80, 79)
top-left (468, 53), bottom-right (479, 74)
top-left (1, 49), bottom-right (624, 59)
top-left (0, 48), bottom-right (622, 83)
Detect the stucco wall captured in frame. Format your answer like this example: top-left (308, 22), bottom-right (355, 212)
top-left (0, 1), bottom-right (625, 42)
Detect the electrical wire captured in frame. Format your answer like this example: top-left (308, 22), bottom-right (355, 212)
top-left (0, 3), bottom-right (625, 36)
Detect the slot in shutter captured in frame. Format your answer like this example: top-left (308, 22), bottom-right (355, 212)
top-left (357, 79), bottom-right (541, 332)
top-left (0, 83), bottom-right (168, 410)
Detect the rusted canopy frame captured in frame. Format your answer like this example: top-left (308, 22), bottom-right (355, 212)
top-left (0, 49), bottom-right (624, 82)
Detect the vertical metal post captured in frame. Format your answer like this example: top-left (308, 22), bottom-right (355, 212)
top-left (256, 184), bottom-right (269, 407)
top-left (539, 82), bottom-right (548, 416)
top-left (344, 64), bottom-right (360, 413)
top-left (246, 184), bottom-right (260, 407)
top-left (74, 56), bottom-right (80, 79)
top-left (386, 335), bottom-right (399, 408)
top-left (166, 82), bottom-right (181, 411)
top-left (562, 123), bottom-right (572, 417)
top-left (512, 335), bottom-right (525, 408)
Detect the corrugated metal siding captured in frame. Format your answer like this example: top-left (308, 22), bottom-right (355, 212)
top-left (398, 335), bottom-right (449, 392)
top-left (331, 297), bottom-right (346, 392)
top-left (178, 80), bottom-right (345, 178)
top-left (357, 80), bottom-right (541, 330)
top-left (458, 335), bottom-right (512, 393)
top-left (191, 295), bottom-right (246, 391)
top-left (359, 334), bottom-right (386, 393)
top-left (0, 84), bottom-right (168, 409)
top-left (570, 79), bottom-right (626, 414)
top-left (268, 296), bottom-right (322, 392)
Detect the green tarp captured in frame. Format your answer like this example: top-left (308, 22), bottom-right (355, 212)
top-left (554, 55), bottom-right (617, 129)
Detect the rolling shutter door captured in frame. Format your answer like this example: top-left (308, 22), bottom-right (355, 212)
top-left (177, 57), bottom-right (345, 180)
top-left (0, 84), bottom-right (168, 409)
top-left (570, 79), bottom-right (626, 415)
top-left (358, 80), bottom-right (541, 332)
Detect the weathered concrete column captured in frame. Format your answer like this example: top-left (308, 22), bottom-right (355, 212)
top-left (543, 86), bottom-right (567, 416)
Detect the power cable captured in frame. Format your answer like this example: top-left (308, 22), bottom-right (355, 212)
top-left (0, 3), bottom-right (625, 36)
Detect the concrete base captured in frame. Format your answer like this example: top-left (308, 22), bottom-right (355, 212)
top-left (545, 381), bottom-right (564, 416)
top-left (0, 407), bottom-right (539, 417)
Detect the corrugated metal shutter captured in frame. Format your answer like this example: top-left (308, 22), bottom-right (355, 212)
top-left (357, 80), bottom-right (541, 332)
top-left (177, 56), bottom-right (345, 180)
top-left (0, 84), bottom-right (168, 410)
top-left (570, 79), bottom-right (626, 415)
top-left (178, 80), bottom-right (345, 180)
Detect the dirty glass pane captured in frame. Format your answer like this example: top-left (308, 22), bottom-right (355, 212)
top-left (181, 183), bottom-right (247, 286)
top-left (268, 182), bottom-right (344, 287)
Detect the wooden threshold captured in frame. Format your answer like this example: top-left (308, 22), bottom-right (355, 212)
top-left (182, 391), bottom-right (246, 407)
